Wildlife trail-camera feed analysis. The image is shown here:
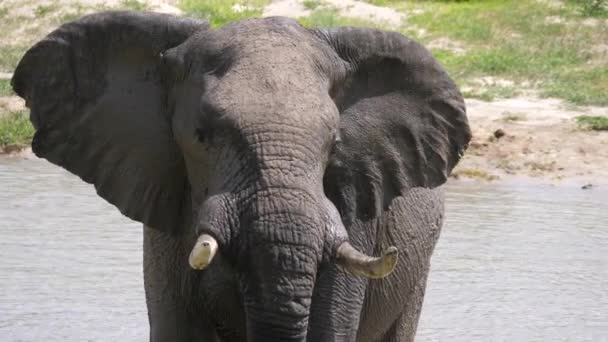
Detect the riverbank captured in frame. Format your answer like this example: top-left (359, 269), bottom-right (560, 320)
top-left (5, 97), bottom-right (606, 186)
top-left (452, 98), bottom-right (608, 186)
top-left (1, 0), bottom-right (607, 186)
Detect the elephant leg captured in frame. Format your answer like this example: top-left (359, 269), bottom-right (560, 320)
top-left (143, 226), bottom-right (218, 342)
top-left (377, 274), bottom-right (428, 342)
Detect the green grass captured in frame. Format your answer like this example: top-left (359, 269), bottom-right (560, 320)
top-left (298, 8), bottom-right (384, 28)
top-left (0, 79), bottom-right (14, 96)
top-left (452, 168), bottom-right (499, 181)
top-left (364, 0), bottom-right (406, 6)
top-left (179, 0), bottom-right (383, 29)
top-left (0, 111), bottom-right (34, 150)
top-left (59, 11), bottom-right (83, 23)
top-left (57, 3), bottom-right (88, 23)
top-left (544, 68), bottom-right (608, 105)
top-left (401, 0), bottom-right (608, 105)
top-left (0, 79), bottom-right (13, 96)
top-left (568, 0), bottom-right (608, 17)
top-left (501, 112), bottom-right (527, 122)
top-left (303, 0), bottom-right (322, 10)
top-left (35, 4), bottom-right (58, 17)
top-left (0, 46), bottom-right (26, 73)
top-left (576, 115), bottom-right (608, 130)
top-left (179, 0), bottom-right (270, 28)
top-left (120, 0), bottom-right (149, 11)
top-left (462, 85), bottom-right (519, 102)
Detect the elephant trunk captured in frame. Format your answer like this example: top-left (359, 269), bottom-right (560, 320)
top-left (246, 297), bottom-right (310, 342)
top-left (243, 246), bottom-right (315, 342)
top-left (239, 203), bottom-right (321, 342)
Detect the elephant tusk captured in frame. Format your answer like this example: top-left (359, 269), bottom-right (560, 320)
top-left (335, 242), bottom-right (398, 279)
top-left (189, 234), bottom-right (218, 270)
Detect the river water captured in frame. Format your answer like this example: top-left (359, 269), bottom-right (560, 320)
top-left (1, 157), bottom-right (607, 341)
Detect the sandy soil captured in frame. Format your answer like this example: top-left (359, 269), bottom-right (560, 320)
top-left (2, 0), bottom-right (607, 186)
top-left (453, 98), bottom-right (608, 185)
top-left (0, 95), bottom-right (24, 113)
top-left (263, 0), bottom-right (404, 27)
top-left (0, 0), bottom-right (181, 49)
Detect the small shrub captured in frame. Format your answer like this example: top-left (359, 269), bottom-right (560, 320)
top-left (298, 8), bottom-right (381, 28)
top-left (502, 112), bottom-right (527, 122)
top-left (35, 4), bottom-right (58, 17)
top-left (179, 0), bottom-right (269, 28)
top-left (303, 0), bottom-right (321, 10)
top-left (0, 111), bottom-right (34, 150)
top-left (0, 46), bottom-right (27, 73)
top-left (573, 0), bottom-right (608, 16)
top-left (576, 115), bottom-right (608, 130)
top-left (452, 168), bottom-right (499, 181)
top-left (0, 79), bottom-right (13, 96)
top-left (120, 0), bottom-right (149, 11)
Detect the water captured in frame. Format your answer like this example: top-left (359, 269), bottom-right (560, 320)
top-left (417, 181), bottom-right (608, 342)
top-left (1, 157), bottom-right (607, 341)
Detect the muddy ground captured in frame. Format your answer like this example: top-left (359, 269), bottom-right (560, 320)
top-left (2, 0), bottom-right (607, 186)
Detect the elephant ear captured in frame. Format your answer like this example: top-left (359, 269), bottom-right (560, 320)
top-left (316, 27), bottom-right (471, 222)
top-left (11, 11), bottom-right (208, 232)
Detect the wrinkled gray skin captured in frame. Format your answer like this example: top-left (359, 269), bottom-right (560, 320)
top-left (12, 11), bottom-right (470, 342)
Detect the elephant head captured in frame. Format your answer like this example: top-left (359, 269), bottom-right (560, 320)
top-left (12, 11), bottom-right (470, 341)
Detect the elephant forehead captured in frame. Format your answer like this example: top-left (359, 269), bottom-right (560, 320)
top-left (182, 16), bottom-right (335, 80)
top-left (197, 73), bottom-right (339, 145)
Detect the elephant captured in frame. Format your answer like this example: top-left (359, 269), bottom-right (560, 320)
top-left (11, 11), bottom-right (470, 342)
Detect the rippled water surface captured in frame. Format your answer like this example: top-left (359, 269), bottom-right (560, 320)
top-left (1, 157), bottom-right (607, 341)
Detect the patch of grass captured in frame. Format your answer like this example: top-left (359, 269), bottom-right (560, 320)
top-left (120, 0), bottom-right (149, 11)
top-left (402, 0), bottom-right (608, 105)
top-left (0, 79), bottom-right (13, 96)
top-left (59, 11), bottom-right (83, 23)
top-left (576, 115), bottom-right (608, 130)
top-left (364, 0), bottom-right (406, 6)
top-left (462, 85), bottom-right (519, 102)
top-left (524, 160), bottom-right (557, 172)
top-left (0, 111), bottom-right (34, 150)
top-left (299, 8), bottom-right (383, 28)
top-left (496, 158), bottom-right (519, 173)
top-left (57, 4), bottom-right (88, 23)
top-left (35, 4), bottom-right (58, 17)
top-left (303, 0), bottom-right (322, 10)
top-left (179, 0), bottom-right (270, 28)
top-left (410, 5), bottom-right (494, 43)
top-left (0, 7), bottom-right (8, 18)
top-left (0, 46), bottom-right (26, 73)
top-left (453, 168), bottom-right (499, 181)
top-left (501, 112), bottom-right (527, 122)
top-left (543, 68), bottom-right (608, 106)
top-left (568, 0), bottom-right (608, 17)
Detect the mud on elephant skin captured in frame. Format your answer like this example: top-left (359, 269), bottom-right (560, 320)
top-left (11, 11), bottom-right (470, 342)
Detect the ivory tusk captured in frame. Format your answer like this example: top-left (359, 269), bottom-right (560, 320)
top-left (335, 242), bottom-right (398, 279)
top-left (189, 234), bottom-right (218, 270)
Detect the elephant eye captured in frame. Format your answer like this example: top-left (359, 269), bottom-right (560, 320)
top-left (196, 127), bottom-right (209, 144)
top-left (333, 131), bottom-right (342, 144)
top-left (329, 130), bottom-right (341, 156)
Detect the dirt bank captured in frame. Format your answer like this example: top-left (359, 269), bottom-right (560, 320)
top-left (453, 98), bottom-right (608, 185)
top-left (263, 0), bottom-right (404, 27)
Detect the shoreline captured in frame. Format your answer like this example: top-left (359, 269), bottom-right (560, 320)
top-left (2, 97), bottom-right (607, 188)
top-left (2, 147), bottom-right (604, 189)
